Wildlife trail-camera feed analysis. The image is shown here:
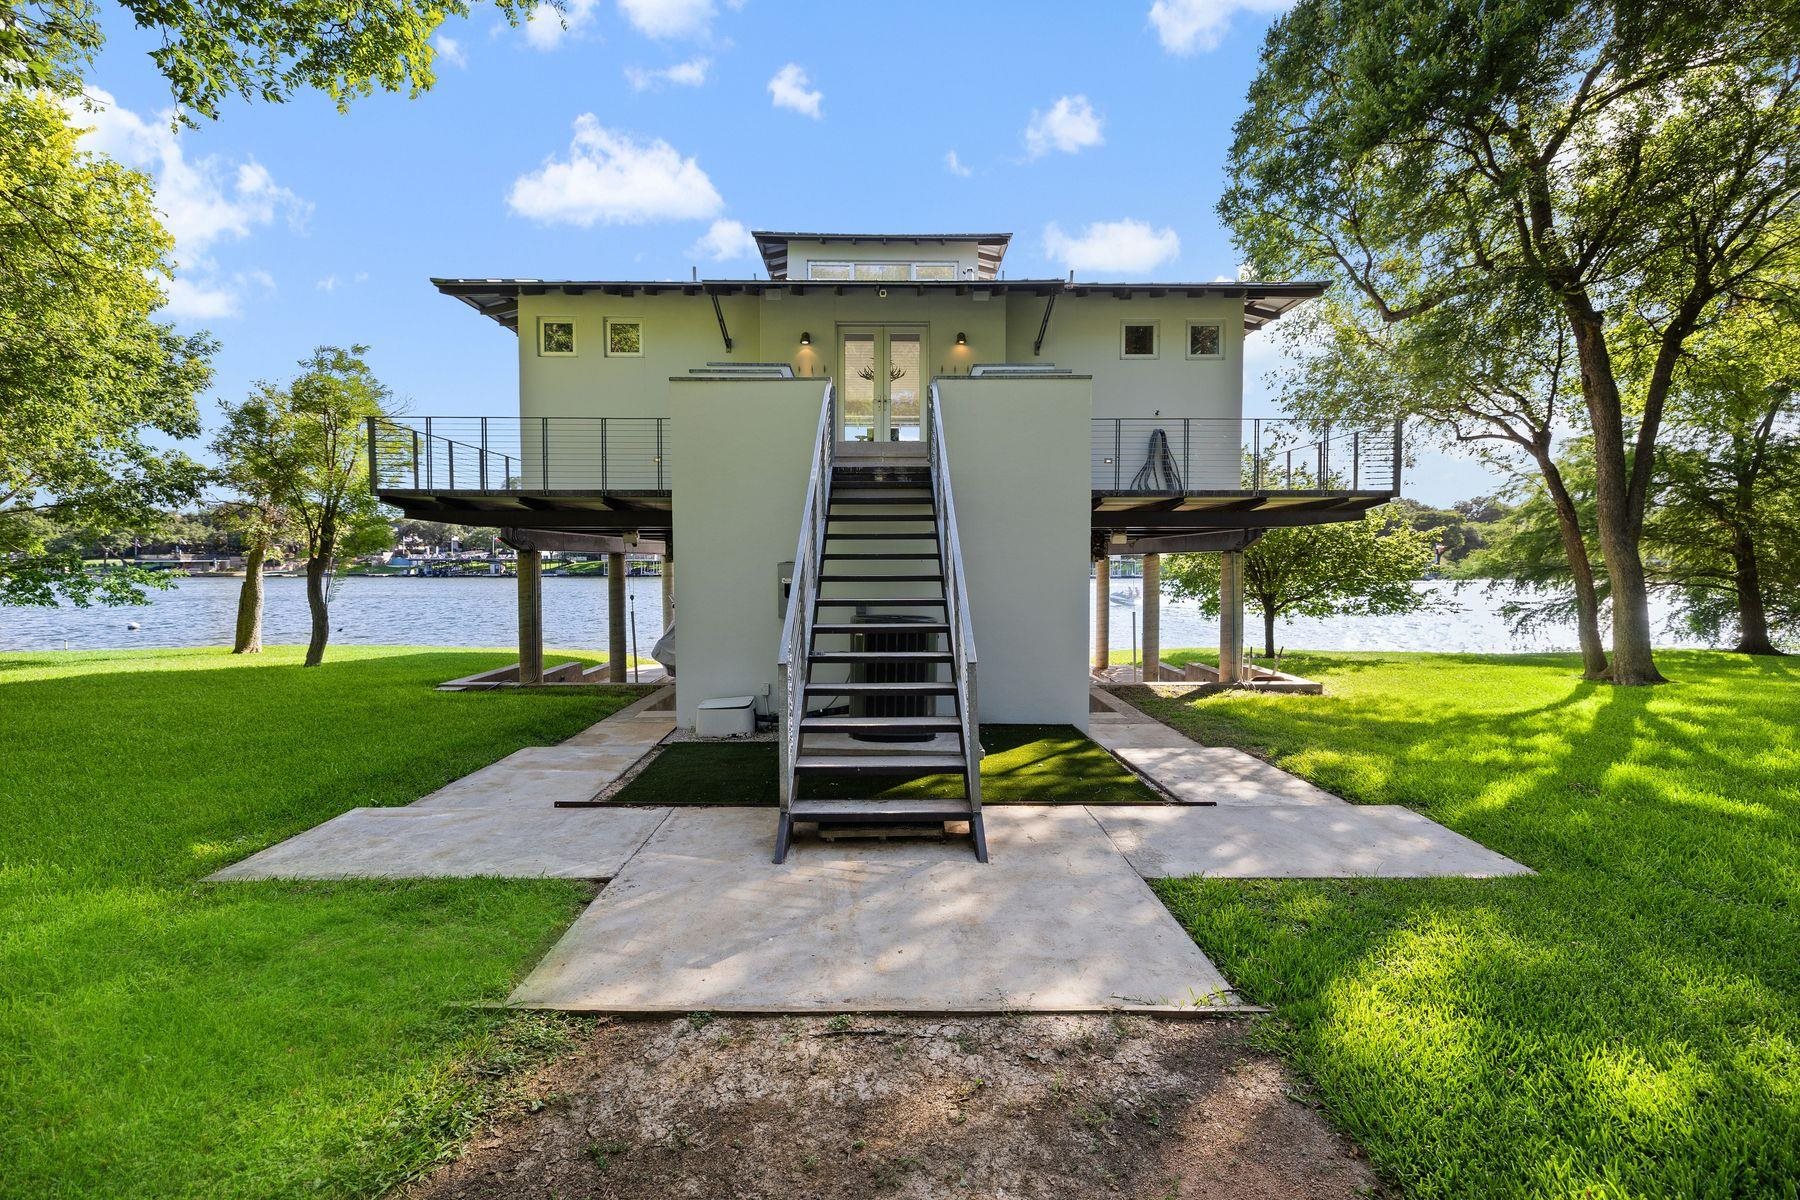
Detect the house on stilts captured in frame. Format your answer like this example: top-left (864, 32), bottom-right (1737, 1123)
top-left (370, 230), bottom-right (1401, 862)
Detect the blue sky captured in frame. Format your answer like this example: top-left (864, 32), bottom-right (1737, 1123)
top-left (77, 0), bottom-right (1496, 504)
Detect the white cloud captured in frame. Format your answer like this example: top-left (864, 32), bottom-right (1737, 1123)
top-left (1148, 0), bottom-right (1294, 54)
top-left (1043, 219), bottom-right (1181, 274)
top-left (944, 149), bottom-right (972, 177)
top-left (624, 56), bottom-right (709, 90)
top-left (617, 0), bottom-right (722, 38)
top-left (767, 63), bottom-right (823, 119)
top-left (316, 271), bottom-right (370, 293)
top-left (689, 218), bottom-right (755, 262)
top-left (1024, 94), bottom-right (1103, 157)
top-left (525, 0), bottom-right (600, 49)
top-left (65, 87), bottom-right (307, 319)
top-left (434, 34), bottom-right (468, 67)
top-left (508, 116), bottom-right (724, 226)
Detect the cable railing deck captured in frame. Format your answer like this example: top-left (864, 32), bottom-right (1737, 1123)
top-left (367, 416), bottom-right (670, 493)
top-left (1092, 418), bottom-right (1401, 494)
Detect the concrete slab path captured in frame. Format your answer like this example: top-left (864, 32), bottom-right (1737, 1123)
top-left (1094, 806), bottom-right (1533, 879)
top-left (508, 807), bottom-right (1240, 1014)
top-left (1089, 692), bottom-right (1342, 806)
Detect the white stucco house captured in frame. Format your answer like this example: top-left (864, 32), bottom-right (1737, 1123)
top-left (372, 231), bottom-right (1399, 859)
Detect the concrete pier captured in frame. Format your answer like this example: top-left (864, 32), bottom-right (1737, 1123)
top-left (1218, 550), bottom-right (1244, 684)
top-left (607, 551), bottom-right (627, 683)
top-left (1141, 553), bottom-right (1160, 682)
top-left (1092, 556), bottom-right (1110, 674)
top-left (516, 548), bottom-right (544, 685)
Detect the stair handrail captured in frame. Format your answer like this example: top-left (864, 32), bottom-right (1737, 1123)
top-left (777, 381), bottom-right (836, 818)
top-left (926, 383), bottom-right (982, 818)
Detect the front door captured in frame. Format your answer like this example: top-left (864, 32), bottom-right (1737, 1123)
top-left (838, 327), bottom-right (925, 442)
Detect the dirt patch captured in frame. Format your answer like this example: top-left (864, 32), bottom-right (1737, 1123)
top-left (404, 1014), bottom-right (1381, 1200)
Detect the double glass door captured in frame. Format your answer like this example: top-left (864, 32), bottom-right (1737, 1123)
top-left (839, 326), bottom-right (924, 442)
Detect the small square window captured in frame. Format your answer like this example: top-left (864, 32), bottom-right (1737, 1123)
top-left (538, 319), bottom-right (576, 356)
top-left (1187, 321), bottom-right (1224, 359)
top-left (605, 318), bottom-right (643, 357)
top-left (1121, 321), bottom-right (1159, 359)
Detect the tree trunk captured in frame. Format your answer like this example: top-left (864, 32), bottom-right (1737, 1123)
top-left (1565, 307), bottom-right (1665, 684)
top-left (303, 510), bottom-right (336, 667)
top-left (1729, 529), bottom-right (1781, 655)
top-left (1532, 452), bottom-right (1608, 679)
top-left (1262, 605), bottom-right (1277, 659)
top-left (233, 540), bottom-right (266, 654)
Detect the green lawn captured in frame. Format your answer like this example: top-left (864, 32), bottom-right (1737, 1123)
top-left (0, 646), bottom-right (640, 1198)
top-left (611, 724), bottom-right (1162, 806)
top-left (1125, 650), bottom-right (1800, 1200)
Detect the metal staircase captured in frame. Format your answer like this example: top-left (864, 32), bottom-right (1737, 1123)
top-left (776, 383), bottom-right (985, 863)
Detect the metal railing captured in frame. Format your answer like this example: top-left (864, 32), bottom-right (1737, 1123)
top-left (926, 382), bottom-right (983, 837)
top-left (366, 416), bottom-right (670, 493)
top-left (1091, 418), bottom-right (1401, 493)
top-left (776, 382), bottom-right (837, 827)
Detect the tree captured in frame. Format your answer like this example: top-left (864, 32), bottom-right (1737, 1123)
top-left (223, 347), bottom-right (393, 666)
top-left (4, 0), bottom-right (540, 119)
top-left (211, 387), bottom-right (302, 654)
top-left (1281, 283), bottom-right (1614, 677)
top-left (1225, 0), bottom-right (1800, 684)
top-left (1163, 516), bottom-right (1440, 657)
top-left (1643, 299), bottom-right (1800, 653)
top-left (0, 90), bottom-right (215, 607)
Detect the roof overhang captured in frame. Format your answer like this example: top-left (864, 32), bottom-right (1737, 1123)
top-left (431, 278), bottom-right (1328, 335)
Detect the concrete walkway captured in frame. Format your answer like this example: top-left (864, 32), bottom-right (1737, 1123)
top-left (510, 807), bottom-right (1237, 1014)
top-left (208, 689), bottom-right (1529, 1012)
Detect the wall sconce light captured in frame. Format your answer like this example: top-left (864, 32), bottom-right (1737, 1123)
top-left (955, 331), bottom-right (967, 346)
top-left (799, 331), bottom-right (812, 346)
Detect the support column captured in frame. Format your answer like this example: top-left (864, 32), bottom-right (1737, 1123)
top-left (608, 551), bottom-right (628, 683)
top-left (1142, 553), bottom-right (1160, 683)
top-left (660, 553), bottom-right (674, 628)
top-left (1092, 555), bottom-right (1111, 675)
top-left (516, 548), bottom-right (543, 685)
top-left (1218, 550), bottom-right (1244, 685)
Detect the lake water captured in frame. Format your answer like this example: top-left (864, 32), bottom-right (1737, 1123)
top-left (0, 575), bottom-right (1705, 656)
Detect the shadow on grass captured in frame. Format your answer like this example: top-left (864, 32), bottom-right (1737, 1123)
top-left (1137, 650), bottom-right (1800, 1198)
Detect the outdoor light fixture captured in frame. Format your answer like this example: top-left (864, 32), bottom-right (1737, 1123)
top-left (799, 331), bottom-right (812, 346)
top-left (955, 331), bottom-right (967, 345)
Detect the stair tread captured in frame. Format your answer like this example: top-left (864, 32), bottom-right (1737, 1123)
top-left (813, 622), bottom-right (949, 635)
top-left (822, 552), bottom-right (942, 559)
top-left (823, 533), bottom-right (941, 540)
top-left (799, 715), bottom-right (962, 732)
top-left (827, 513), bottom-right (937, 522)
top-left (795, 753), bottom-right (969, 773)
top-left (788, 798), bottom-right (973, 819)
top-left (803, 681), bottom-right (956, 693)
top-left (817, 573), bottom-right (942, 581)
top-left (809, 650), bottom-right (952, 662)
top-left (815, 597), bottom-right (948, 606)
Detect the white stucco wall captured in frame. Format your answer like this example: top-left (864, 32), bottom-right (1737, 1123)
top-left (936, 376), bottom-right (1092, 730)
top-left (668, 377), bottom-right (827, 728)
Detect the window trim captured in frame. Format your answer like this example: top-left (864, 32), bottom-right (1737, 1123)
top-left (1185, 319), bottom-right (1225, 361)
top-left (1120, 319), bottom-right (1161, 360)
top-left (604, 316), bottom-right (644, 359)
top-left (537, 317), bottom-right (577, 357)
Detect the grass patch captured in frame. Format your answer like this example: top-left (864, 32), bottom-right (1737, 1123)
top-left (1128, 649), bottom-right (1800, 1199)
top-left (0, 645), bottom-right (640, 1198)
top-left (613, 724), bottom-right (1161, 806)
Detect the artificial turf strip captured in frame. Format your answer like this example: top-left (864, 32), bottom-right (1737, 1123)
top-left (0, 646), bottom-right (640, 1199)
top-left (611, 724), bottom-right (1163, 806)
top-left (1127, 649), bottom-right (1800, 1200)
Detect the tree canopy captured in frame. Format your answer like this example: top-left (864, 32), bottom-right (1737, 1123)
top-left (0, 89), bottom-right (214, 607)
top-left (4, 0), bottom-right (541, 119)
top-left (1164, 516), bottom-right (1440, 657)
top-left (1224, 0), bottom-right (1800, 682)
